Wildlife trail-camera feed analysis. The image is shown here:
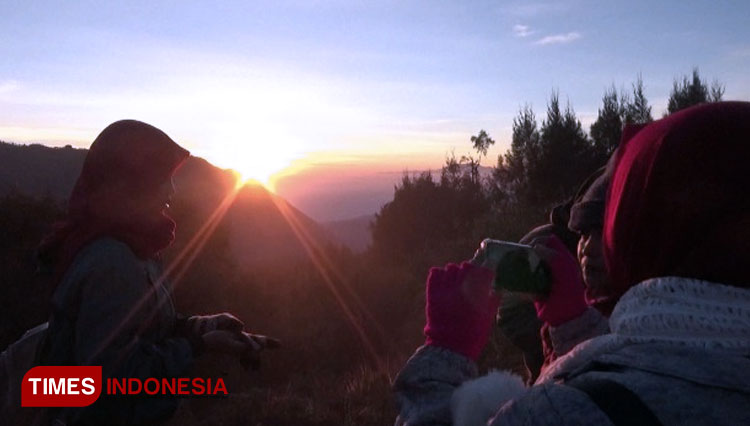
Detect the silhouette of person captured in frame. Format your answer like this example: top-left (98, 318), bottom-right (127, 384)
top-left (37, 120), bottom-right (277, 425)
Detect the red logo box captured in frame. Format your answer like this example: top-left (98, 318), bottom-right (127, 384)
top-left (22, 366), bottom-right (102, 407)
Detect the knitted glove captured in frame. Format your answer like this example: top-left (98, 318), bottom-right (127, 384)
top-left (239, 332), bottom-right (282, 370)
top-left (175, 313), bottom-right (245, 355)
top-left (532, 235), bottom-right (588, 326)
top-left (176, 314), bottom-right (281, 366)
top-left (424, 262), bottom-right (500, 360)
top-left (183, 312), bottom-right (245, 335)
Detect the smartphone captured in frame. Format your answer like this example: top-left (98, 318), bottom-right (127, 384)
top-left (471, 238), bottom-right (550, 295)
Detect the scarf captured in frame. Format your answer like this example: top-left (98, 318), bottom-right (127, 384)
top-left (38, 120), bottom-right (189, 284)
top-left (538, 276), bottom-right (750, 383)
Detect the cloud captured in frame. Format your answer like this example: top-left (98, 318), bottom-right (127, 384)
top-left (534, 32), bottom-right (581, 45)
top-left (513, 24), bottom-right (534, 38)
top-left (503, 2), bottom-right (568, 18)
top-left (728, 46), bottom-right (750, 58)
top-left (0, 80), bottom-right (20, 95)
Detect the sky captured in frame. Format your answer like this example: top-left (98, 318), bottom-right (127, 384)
top-left (2, 1), bottom-right (749, 221)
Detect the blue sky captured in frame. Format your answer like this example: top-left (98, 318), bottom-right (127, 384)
top-left (2, 1), bottom-right (749, 219)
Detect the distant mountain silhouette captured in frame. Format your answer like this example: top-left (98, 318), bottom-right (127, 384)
top-left (0, 140), bottom-right (352, 266)
top-left (224, 183), bottom-right (337, 271)
top-left (323, 214), bottom-right (374, 253)
top-left (0, 142), bottom-right (87, 199)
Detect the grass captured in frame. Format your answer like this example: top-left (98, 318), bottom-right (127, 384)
top-left (165, 329), bottom-right (527, 426)
top-left (166, 354), bottom-right (402, 426)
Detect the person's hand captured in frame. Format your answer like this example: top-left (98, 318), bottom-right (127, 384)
top-left (423, 262), bottom-right (500, 360)
top-left (531, 235), bottom-right (587, 326)
top-left (239, 332), bottom-right (282, 370)
top-left (201, 330), bottom-right (250, 356)
top-left (187, 313), bottom-right (244, 335)
top-left (201, 330), bottom-right (282, 370)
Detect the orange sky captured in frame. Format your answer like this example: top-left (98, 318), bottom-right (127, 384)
top-left (4, 2), bottom-right (750, 221)
top-left (270, 150), bottom-right (456, 221)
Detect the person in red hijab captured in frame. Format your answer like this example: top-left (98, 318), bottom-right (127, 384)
top-left (37, 120), bottom-right (276, 426)
top-left (39, 119), bottom-right (190, 276)
top-left (395, 102), bottom-right (750, 426)
top-left (604, 101), bottom-right (750, 296)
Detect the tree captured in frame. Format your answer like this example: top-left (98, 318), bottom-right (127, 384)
top-left (493, 93), bottom-right (598, 220)
top-left (372, 149), bottom-right (491, 264)
top-left (493, 92), bottom-right (596, 219)
top-left (491, 105), bottom-right (539, 209)
top-left (0, 193), bottom-right (63, 348)
top-left (624, 74), bottom-right (653, 124)
top-left (533, 92), bottom-right (594, 209)
top-left (506, 105), bottom-right (540, 181)
top-left (590, 75), bottom-right (653, 161)
top-left (470, 129), bottom-right (495, 159)
top-left (710, 80), bottom-right (725, 102)
top-left (462, 130), bottom-right (495, 186)
top-left (590, 86), bottom-right (623, 160)
top-left (667, 68), bottom-right (723, 114)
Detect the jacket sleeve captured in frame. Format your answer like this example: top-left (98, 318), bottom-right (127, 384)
top-left (70, 242), bottom-right (194, 425)
top-left (543, 307), bottom-right (609, 363)
top-left (496, 298), bottom-right (544, 382)
top-left (393, 345), bottom-right (478, 426)
top-left (488, 383), bottom-right (613, 426)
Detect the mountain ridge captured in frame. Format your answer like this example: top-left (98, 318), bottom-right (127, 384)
top-left (0, 140), bottom-right (363, 260)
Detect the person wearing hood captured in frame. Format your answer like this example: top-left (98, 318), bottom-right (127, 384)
top-left (496, 165), bottom-right (614, 382)
top-left (529, 123), bottom-right (668, 372)
top-left (394, 102), bottom-right (750, 426)
top-left (494, 208), bottom-right (578, 383)
top-left (534, 165), bottom-right (616, 368)
top-left (35, 120), bottom-right (278, 426)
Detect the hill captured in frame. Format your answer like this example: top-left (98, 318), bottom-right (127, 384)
top-left (0, 142), bottom-right (87, 199)
top-left (0, 140), bottom-right (524, 425)
top-left (0, 141), bottom-right (340, 268)
top-left (323, 214), bottom-right (374, 253)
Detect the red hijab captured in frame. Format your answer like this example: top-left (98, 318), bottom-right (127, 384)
top-left (603, 102), bottom-right (750, 298)
top-left (39, 120), bottom-right (189, 282)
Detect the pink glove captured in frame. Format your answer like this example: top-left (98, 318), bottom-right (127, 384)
top-left (532, 235), bottom-right (588, 326)
top-left (423, 262), bottom-right (500, 360)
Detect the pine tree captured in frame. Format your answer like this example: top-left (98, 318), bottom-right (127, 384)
top-left (505, 106), bottom-right (539, 184)
top-left (625, 74), bottom-right (653, 124)
top-left (590, 86), bottom-right (623, 160)
top-left (533, 92), bottom-right (594, 210)
top-left (667, 68), bottom-right (723, 114)
top-left (493, 105), bottom-right (540, 207)
top-left (590, 75), bottom-right (653, 162)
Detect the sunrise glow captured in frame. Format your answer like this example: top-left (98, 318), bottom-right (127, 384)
top-left (2, 1), bottom-right (749, 221)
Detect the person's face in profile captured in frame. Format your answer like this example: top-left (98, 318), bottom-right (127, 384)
top-left (577, 228), bottom-right (611, 301)
top-left (138, 177), bottom-right (176, 216)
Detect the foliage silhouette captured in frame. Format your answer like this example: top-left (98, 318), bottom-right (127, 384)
top-left (668, 68), bottom-right (724, 114)
top-left (0, 68), bottom-right (738, 425)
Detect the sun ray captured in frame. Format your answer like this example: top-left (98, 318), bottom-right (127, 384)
top-left (268, 196), bottom-right (393, 379)
top-left (84, 175), bottom-right (392, 380)
top-left (270, 198), bottom-right (392, 345)
top-left (84, 183), bottom-right (242, 364)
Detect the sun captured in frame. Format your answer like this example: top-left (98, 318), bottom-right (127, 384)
top-left (215, 154), bottom-right (295, 192)
top-left (203, 133), bottom-right (305, 192)
top-left (233, 160), bottom-right (287, 189)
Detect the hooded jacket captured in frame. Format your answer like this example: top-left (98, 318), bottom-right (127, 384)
top-left (394, 102), bottom-right (750, 426)
top-left (39, 120), bottom-right (194, 425)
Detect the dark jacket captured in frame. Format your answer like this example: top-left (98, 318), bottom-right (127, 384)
top-left (42, 238), bottom-right (194, 425)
